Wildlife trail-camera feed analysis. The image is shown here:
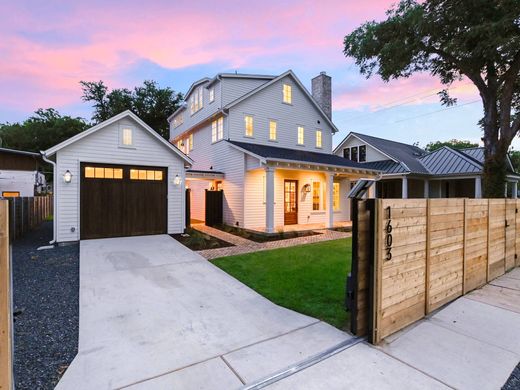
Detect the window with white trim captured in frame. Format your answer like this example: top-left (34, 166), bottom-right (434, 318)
top-left (189, 86), bottom-right (204, 115)
top-left (212, 117), bottom-right (224, 143)
top-left (316, 130), bottom-right (322, 148)
top-left (172, 113), bottom-right (184, 127)
top-left (283, 84), bottom-right (292, 104)
top-left (209, 87), bottom-right (215, 103)
top-left (333, 182), bottom-right (340, 211)
top-left (189, 133), bottom-right (194, 151)
top-left (297, 126), bottom-right (304, 145)
top-left (120, 126), bottom-right (133, 147)
top-left (245, 115), bottom-right (254, 137)
top-left (269, 120), bottom-right (277, 141)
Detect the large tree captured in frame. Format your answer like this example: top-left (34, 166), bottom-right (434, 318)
top-left (0, 108), bottom-right (88, 152)
top-left (344, 0), bottom-right (520, 197)
top-left (424, 139), bottom-right (478, 152)
top-left (80, 80), bottom-right (183, 139)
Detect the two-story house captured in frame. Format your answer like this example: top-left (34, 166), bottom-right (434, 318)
top-left (169, 70), bottom-right (378, 233)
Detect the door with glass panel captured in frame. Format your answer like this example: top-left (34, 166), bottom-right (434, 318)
top-left (284, 180), bottom-right (298, 225)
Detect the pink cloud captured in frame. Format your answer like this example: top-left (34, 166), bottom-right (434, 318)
top-left (0, 0), bottom-right (403, 113)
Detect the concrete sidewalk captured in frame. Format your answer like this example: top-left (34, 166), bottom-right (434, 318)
top-left (264, 268), bottom-right (520, 390)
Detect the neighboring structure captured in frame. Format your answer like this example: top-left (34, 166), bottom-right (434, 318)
top-left (169, 70), bottom-right (379, 233)
top-left (334, 132), bottom-right (520, 198)
top-left (42, 110), bottom-right (192, 243)
top-left (0, 147), bottom-right (46, 197)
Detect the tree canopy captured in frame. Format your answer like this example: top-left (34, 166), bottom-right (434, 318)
top-left (80, 80), bottom-right (183, 139)
top-left (424, 139), bottom-right (478, 152)
top-left (0, 108), bottom-right (89, 152)
top-left (344, 0), bottom-right (520, 197)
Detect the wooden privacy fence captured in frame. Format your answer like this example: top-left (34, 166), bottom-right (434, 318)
top-left (0, 200), bottom-right (12, 389)
top-left (349, 198), bottom-right (520, 344)
top-left (5, 195), bottom-right (52, 241)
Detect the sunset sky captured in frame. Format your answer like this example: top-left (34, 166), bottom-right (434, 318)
top-left (1, 0), bottom-right (508, 149)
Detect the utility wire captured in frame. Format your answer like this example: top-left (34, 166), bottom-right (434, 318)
top-left (393, 99), bottom-right (480, 123)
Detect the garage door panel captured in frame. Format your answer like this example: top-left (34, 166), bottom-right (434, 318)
top-left (80, 163), bottom-right (167, 239)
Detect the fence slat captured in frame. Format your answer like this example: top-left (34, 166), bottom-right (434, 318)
top-left (0, 200), bottom-right (12, 389)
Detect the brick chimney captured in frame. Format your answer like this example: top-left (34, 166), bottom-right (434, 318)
top-left (312, 71), bottom-right (332, 119)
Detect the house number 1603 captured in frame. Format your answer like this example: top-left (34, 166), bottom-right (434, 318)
top-left (384, 206), bottom-right (393, 261)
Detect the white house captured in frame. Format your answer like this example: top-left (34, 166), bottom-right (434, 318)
top-left (0, 147), bottom-right (46, 197)
top-left (169, 70), bottom-right (379, 233)
top-left (42, 111), bottom-right (192, 243)
top-left (334, 132), bottom-right (520, 198)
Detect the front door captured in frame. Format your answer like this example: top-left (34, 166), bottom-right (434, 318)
top-left (284, 180), bottom-right (298, 225)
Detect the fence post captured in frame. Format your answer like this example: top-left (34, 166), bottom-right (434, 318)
top-left (462, 198), bottom-right (467, 294)
top-left (425, 199), bottom-right (431, 314)
top-left (0, 200), bottom-right (12, 389)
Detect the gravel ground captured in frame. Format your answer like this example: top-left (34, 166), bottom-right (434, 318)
top-left (503, 362), bottom-right (520, 390)
top-left (12, 221), bottom-right (79, 389)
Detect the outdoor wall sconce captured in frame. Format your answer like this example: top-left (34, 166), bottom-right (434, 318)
top-left (63, 170), bottom-right (73, 183)
top-left (173, 174), bottom-right (182, 186)
top-left (303, 184), bottom-right (311, 193)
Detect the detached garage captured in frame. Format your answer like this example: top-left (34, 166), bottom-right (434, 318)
top-left (42, 110), bottom-right (192, 243)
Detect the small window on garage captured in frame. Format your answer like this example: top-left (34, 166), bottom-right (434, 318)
top-left (85, 166), bottom-right (123, 179)
top-left (130, 169), bottom-right (163, 181)
top-left (120, 126), bottom-right (133, 147)
top-left (2, 191), bottom-right (20, 197)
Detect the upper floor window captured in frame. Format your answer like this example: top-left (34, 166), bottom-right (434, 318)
top-left (245, 115), bottom-right (254, 137)
top-left (209, 87), bottom-right (215, 103)
top-left (283, 84), bottom-right (292, 104)
top-left (297, 126), bottom-right (304, 145)
top-left (189, 86), bottom-right (204, 115)
top-left (120, 126), bottom-right (133, 147)
top-left (212, 117), bottom-right (224, 143)
top-left (316, 130), bottom-right (322, 148)
top-left (269, 120), bottom-right (277, 141)
top-left (343, 145), bottom-right (366, 162)
top-left (172, 113), bottom-right (184, 128)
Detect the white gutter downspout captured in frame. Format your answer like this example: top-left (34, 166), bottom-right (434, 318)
top-left (40, 152), bottom-right (57, 245)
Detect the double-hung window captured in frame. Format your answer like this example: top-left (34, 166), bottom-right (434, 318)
top-left (190, 86), bottom-right (204, 115)
top-left (312, 182), bottom-right (320, 211)
top-left (283, 84), bottom-right (292, 104)
top-left (269, 120), bottom-right (277, 141)
top-left (316, 130), bottom-right (322, 148)
top-left (245, 115), bottom-right (254, 137)
top-left (297, 126), bottom-right (304, 145)
top-left (209, 87), bottom-right (215, 103)
top-left (212, 117), bottom-right (224, 143)
top-left (333, 182), bottom-right (340, 211)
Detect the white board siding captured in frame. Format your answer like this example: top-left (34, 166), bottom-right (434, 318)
top-left (0, 170), bottom-right (43, 196)
top-left (243, 168), bottom-right (351, 230)
top-left (227, 75), bottom-right (334, 153)
top-left (55, 117), bottom-right (186, 242)
top-left (336, 136), bottom-right (389, 162)
top-left (183, 120), bottom-right (245, 227)
top-left (221, 78), bottom-right (269, 106)
top-left (170, 80), bottom-right (222, 141)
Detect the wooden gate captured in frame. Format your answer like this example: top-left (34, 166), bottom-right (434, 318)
top-left (185, 188), bottom-right (191, 230)
top-left (205, 190), bottom-right (223, 227)
top-left (349, 198), bottom-right (520, 344)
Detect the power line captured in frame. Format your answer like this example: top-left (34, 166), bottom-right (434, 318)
top-left (341, 82), bottom-right (473, 123)
top-left (393, 99), bottom-right (480, 123)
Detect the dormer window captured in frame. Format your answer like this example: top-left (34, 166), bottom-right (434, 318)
top-left (209, 87), bottom-right (215, 103)
top-left (190, 86), bottom-right (204, 115)
top-left (343, 145), bottom-right (366, 162)
top-left (120, 126), bottom-right (133, 147)
top-left (359, 145), bottom-right (366, 162)
top-left (283, 84), bottom-right (292, 104)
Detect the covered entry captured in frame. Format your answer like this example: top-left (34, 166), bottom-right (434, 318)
top-left (80, 162), bottom-right (167, 239)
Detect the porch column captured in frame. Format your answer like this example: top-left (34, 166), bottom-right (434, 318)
top-left (475, 176), bottom-right (482, 198)
top-left (265, 166), bottom-right (275, 233)
top-left (423, 179), bottom-right (429, 199)
top-left (513, 181), bottom-right (518, 199)
top-left (402, 176), bottom-right (408, 199)
top-left (326, 172), bottom-right (334, 228)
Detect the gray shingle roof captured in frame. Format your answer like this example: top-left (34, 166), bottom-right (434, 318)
top-left (350, 132), bottom-right (429, 174)
top-left (227, 141), bottom-right (379, 171)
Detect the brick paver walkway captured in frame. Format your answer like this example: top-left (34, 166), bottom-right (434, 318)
top-left (193, 223), bottom-right (351, 260)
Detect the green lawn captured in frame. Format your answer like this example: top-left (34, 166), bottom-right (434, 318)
top-left (213, 238), bottom-right (352, 330)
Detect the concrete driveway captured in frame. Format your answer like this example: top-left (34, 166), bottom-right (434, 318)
top-left (55, 235), bottom-right (353, 389)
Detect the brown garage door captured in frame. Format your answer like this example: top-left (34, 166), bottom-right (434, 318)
top-left (80, 163), bottom-right (167, 239)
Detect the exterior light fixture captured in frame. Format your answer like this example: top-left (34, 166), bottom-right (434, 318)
top-left (173, 174), bottom-right (182, 186)
top-left (63, 170), bottom-right (73, 183)
top-left (303, 184), bottom-right (312, 193)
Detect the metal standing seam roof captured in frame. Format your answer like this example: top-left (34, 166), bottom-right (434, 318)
top-left (418, 147), bottom-right (482, 175)
top-left (360, 160), bottom-right (409, 174)
top-left (227, 140), bottom-right (380, 171)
